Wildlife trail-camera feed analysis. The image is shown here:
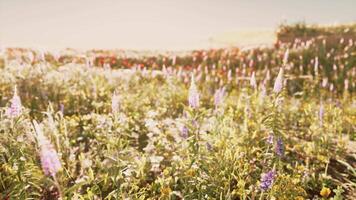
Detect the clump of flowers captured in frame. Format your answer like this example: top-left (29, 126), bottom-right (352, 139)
top-left (188, 74), bottom-right (200, 109)
top-left (260, 170), bottom-right (276, 191)
top-left (33, 121), bottom-right (62, 177)
top-left (6, 86), bottom-right (22, 118)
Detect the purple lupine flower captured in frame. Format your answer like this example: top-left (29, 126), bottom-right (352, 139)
top-left (180, 126), bottom-right (189, 139)
top-left (273, 68), bottom-right (284, 93)
top-left (33, 121), bottom-right (61, 177)
top-left (188, 74), bottom-right (200, 109)
top-left (267, 133), bottom-right (274, 144)
top-left (40, 142), bottom-right (62, 177)
top-left (214, 87), bottom-right (225, 108)
top-left (260, 170), bottom-right (276, 191)
top-left (260, 83), bottom-right (267, 99)
top-left (111, 91), bottom-right (120, 114)
top-left (227, 69), bottom-right (232, 82)
top-left (344, 79), bottom-right (349, 91)
top-left (329, 83), bottom-right (334, 92)
top-left (275, 137), bottom-right (284, 157)
top-left (282, 49), bottom-right (289, 66)
top-left (6, 86), bottom-right (22, 118)
top-left (322, 78), bottom-right (328, 88)
top-left (265, 70), bottom-right (271, 81)
top-left (250, 71), bottom-right (257, 89)
top-left (206, 142), bottom-right (212, 151)
top-left (59, 104), bottom-right (64, 114)
top-left (319, 104), bottom-right (324, 126)
top-left (314, 57), bottom-right (319, 76)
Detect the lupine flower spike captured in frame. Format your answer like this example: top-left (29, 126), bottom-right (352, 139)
top-left (111, 91), bottom-right (120, 114)
top-left (260, 170), bottom-right (276, 191)
top-left (6, 86), bottom-right (22, 118)
top-left (275, 137), bottom-right (284, 157)
top-left (188, 74), bottom-right (200, 109)
top-left (319, 103), bottom-right (324, 126)
top-left (181, 126), bottom-right (189, 139)
top-left (214, 87), bottom-right (225, 108)
top-left (273, 67), bottom-right (284, 93)
top-left (260, 83), bottom-right (267, 99)
top-left (250, 71), bottom-right (257, 89)
top-left (283, 48), bottom-right (289, 66)
top-left (314, 57), bottom-right (319, 76)
top-left (273, 49), bottom-right (288, 93)
top-left (267, 133), bottom-right (274, 144)
top-left (33, 121), bottom-right (62, 178)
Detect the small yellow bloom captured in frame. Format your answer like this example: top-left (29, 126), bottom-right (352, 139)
top-left (186, 169), bottom-right (195, 177)
top-left (161, 186), bottom-right (172, 196)
top-left (317, 155), bottom-right (328, 163)
top-left (163, 168), bottom-right (170, 176)
top-left (320, 187), bottom-right (331, 198)
top-left (295, 196), bottom-right (304, 200)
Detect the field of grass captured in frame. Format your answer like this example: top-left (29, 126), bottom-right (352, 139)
top-left (0, 24), bottom-right (355, 199)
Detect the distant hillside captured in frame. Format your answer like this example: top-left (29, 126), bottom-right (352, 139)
top-left (277, 22), bottom-right (356, 44)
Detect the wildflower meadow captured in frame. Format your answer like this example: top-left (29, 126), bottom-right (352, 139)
top-left (0, 24), bottom-right (355, 200)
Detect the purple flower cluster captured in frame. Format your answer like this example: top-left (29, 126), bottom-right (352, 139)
top-left (282, 49), bottom-right (289, 66)
top-left (206, 142), bottom-right (212, 151)
top-left (267, 133), bottom-right (274, 144)
top-left (275, 138), bottom-right (284, 157)
top-left (59, 104), bottom-right (64, 114)
top-left (260, 170), bottom-right (276, 191)
top-left (188, 75), bottom-right (200, 109)
top-left (40, 141), bottom-right (62, 177)
top-left (111, 92), bottom-right (120, 114)
top-left (6, 87), bottom-right (22, 118)
top-left (34, 121), bottom-right (61, 177)
top-left (273, 68), bottom-right (284, 93)
top-left (214, 87), bottom-right (225, 108)
top-left (180, 126), bottom-right (189, 139)
top-left (250, 72), bottom-right (257, 88)
top-left (319, 104), bottom-right (324, 126)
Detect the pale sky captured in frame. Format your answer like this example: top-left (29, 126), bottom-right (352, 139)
top-left (0, 0), bottom-right (355, 50)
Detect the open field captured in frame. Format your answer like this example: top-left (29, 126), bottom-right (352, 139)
top-left (0, 24), bottom-right (355, 199)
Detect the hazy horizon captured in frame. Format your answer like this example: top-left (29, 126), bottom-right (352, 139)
top-left (1, 0), bottom-right (355, 51)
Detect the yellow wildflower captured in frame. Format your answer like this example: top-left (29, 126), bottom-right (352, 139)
top-left (320, 187), bottom-right (331, 198)
top-left (161, 186), bottom-right (172, 196)
top-left (186, 169), bottom-right (195, 177)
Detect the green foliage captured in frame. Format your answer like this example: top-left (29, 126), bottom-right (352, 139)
top-left (0, 32), bottom-right (355, 199)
